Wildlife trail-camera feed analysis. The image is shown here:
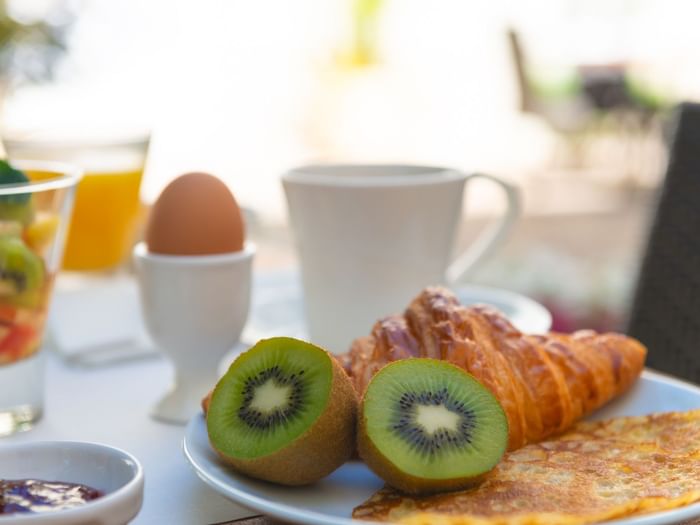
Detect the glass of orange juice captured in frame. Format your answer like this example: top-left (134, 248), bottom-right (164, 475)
top-left (4, 132), bottom-right (149, 271)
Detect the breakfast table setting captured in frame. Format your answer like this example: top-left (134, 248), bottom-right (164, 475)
top-left (0, 275), bottom-right (554, 524)
top-left (0, 160), bottom-right (699, 525)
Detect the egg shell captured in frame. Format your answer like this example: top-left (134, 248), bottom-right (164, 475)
top-left (145, 172), bottom-right (245, 255)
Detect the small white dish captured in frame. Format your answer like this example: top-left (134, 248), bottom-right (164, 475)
top-left (184, 370), bottom-right (700, 525)
top-left (0, 441), bottom-right (144, 524)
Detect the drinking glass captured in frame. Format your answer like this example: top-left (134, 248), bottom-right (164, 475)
top-left (0, 161), bottom-right (79, 435)
top-left (4, 134), bottom-right (149, 271)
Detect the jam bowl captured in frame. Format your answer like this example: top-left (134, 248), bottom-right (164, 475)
top-left (0, 441), bottom-right (144, 524)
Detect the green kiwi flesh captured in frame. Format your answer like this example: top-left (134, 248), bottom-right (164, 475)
top-left (358, 358), bottom-right (508, 494)
top-left (207, 337), bottom-right (357, 485)
top-left (0, 236), bottom-right (45, 307)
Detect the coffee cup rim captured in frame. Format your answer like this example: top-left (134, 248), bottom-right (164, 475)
top-left (282, 164), bottom-right (466, 187)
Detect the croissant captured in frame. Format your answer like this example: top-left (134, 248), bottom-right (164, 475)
top-left (341, 287), bottom-right (647, 450)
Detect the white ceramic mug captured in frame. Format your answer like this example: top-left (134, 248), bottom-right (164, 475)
top-left (282, 164), bottom-right (520, 354)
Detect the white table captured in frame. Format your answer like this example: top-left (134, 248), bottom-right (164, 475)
top-left (1, 271), bottom-right (551, 524)
top-left (2, 270), bottom-right (307, 524)
top-left (3, 351), bottom-right (256, 524)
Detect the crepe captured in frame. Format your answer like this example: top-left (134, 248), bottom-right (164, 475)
top-left (353, 409), bottom-right (700, 525)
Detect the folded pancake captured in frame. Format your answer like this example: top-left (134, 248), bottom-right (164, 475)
top-left (353, 409), bottom-right (700, 525)
top-left (342, 287), bottom-right (647, 450)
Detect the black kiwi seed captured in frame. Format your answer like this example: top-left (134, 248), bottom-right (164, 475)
top-left (359, 358), bottom-right (509, 494)
top-left (237, 366), bottom-right (308, 430)
top-left (390, 386), bottom-right (477, 458)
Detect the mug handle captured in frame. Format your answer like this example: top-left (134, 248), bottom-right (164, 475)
top-left (445, 173), bottom-right (521, 285)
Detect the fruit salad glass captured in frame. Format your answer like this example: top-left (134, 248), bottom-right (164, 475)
top-left (0, 160), bottom-right (80, 436)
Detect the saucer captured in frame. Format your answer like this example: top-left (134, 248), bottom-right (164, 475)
top-left (454, 284), bottom-right (552, 334)
top-left (242, 271), bottom-right (552, 344)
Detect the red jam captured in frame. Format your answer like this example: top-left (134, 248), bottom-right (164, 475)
top-left (0, 479), bottom-right (103, 515)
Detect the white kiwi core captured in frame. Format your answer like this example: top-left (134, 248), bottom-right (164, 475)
top-left (415, 404), bottom-right (461, 435)
top-left (250, 379), bottom-right (292, 413)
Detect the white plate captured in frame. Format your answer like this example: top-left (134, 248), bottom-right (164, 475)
top-left (183, 370), bottom-right (700, 525)
top-left (245, 271), bottom-right (552, 342)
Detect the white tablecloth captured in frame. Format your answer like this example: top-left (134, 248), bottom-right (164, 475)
top-left (3, 351), bottom-right (256, 524)
top-left (2, 270), bottom-right (551, 524)
top-left (3, 270), bottom-right (306, 524)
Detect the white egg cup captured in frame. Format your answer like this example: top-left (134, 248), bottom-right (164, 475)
top-left (134, 241), bottom-right (255, 424)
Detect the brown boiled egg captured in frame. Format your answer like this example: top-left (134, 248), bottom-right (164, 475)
top-left (145, 172), bottom-right (245, 255)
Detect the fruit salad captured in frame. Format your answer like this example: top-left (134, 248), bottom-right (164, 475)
top-left (0, 160), bottom-right (59, 366)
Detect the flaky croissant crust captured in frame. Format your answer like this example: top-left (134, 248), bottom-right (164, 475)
top-left (341, 287), bottom-right (647, 450)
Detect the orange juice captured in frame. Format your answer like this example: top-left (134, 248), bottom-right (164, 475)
top-left (62, 167), bottom-right (144, 270)
top-left (3, 133), bottom-right (149, 270)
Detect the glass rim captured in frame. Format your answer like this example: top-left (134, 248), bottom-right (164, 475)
top-left (2, 131), bottom-right (150, 150)
top-left (0, 160), bottom-right (83, 195)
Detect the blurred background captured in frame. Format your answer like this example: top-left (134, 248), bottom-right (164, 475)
top-left (1, 0), bottom-right (695, 333)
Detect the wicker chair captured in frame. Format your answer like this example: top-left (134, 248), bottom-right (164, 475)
top-left (627, 102), bottom-right (700, 384)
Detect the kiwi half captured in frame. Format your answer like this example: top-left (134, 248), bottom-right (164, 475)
top-left (206, 337), bottom-right (358, 486)
top-left (358, 358), bottom-right (508, 494)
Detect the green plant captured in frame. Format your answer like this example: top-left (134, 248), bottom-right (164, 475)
top-left (0, 0), bottom-right (74, 88)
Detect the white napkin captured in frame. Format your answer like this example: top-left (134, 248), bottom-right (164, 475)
top-left (47, 274), bottom-right (158, 365)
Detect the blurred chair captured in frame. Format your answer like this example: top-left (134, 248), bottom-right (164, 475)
top-left (627, 102), bottom-right (700, 384)
top-left (507, 29), bottom-right (593, 138)
top-left (507, 28), bottom-right (664, 174)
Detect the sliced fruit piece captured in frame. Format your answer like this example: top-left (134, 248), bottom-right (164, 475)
top-left (0, 304), bottom-right (17, 325)
top-left (206, 337), bottom-right (358, 486)
top-left (0, 160), bottom-right (29, 185)
top-left (24, 213), bottom-right (59, 252)
top-left (0, 323), bottom-right (38, 364)
top-left (0, 236), bottom-right (45, 308)
top-left (0, 221), bottom-right (22, 238)
top-left (358, 358), bottom-right (508, 495)
top-left (0, 160), bottom-right (33, 225)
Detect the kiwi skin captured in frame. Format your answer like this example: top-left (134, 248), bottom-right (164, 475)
top-left (201, 389), bottom-right (213, 414)
top-left (208, 344), bottom-right (359, 486)
top-left (357, 360), bottom-right (505, 495)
